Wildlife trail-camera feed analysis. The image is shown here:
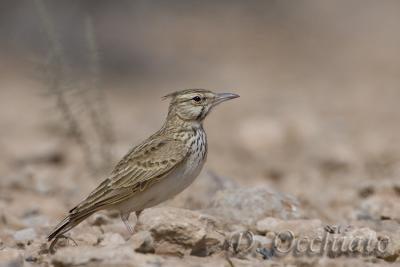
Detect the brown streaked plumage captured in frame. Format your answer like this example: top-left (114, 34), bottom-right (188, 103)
top-left (48, 89), bottom-right (239, 251)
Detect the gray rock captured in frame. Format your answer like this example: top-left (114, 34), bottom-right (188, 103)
top-left (22, 215), bottom-right (49, 228)
top-left (138, 207), bottom-right (224, 256)
top-left (99, 232), bottom-right (125, 247)
top-left (129, 230), bottom-right (155, 254)
top-left (256, 217), bottom-right (323, 237)
top-left (206, 186), bottom-right (301, 229)
top-left (0, 249), bottom-right (23, 267)
top-left (356, 195), bottom-right (400, 221)
top-left (51, 245), bottom-right (162, 267)
top-left (13, 228), bottom-right (37, 242)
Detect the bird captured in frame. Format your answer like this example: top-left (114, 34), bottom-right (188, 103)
top-left (47, 88), bottom-right (239, 251)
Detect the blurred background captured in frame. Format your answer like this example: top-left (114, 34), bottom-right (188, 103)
top-left (1, 0), bottom-right (400, 251)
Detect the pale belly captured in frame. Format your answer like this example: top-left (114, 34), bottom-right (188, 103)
top-left (115, 155), bottom-right (205, 214)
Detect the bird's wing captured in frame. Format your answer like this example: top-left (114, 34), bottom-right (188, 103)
top-left (70, 137), bottom-right (189, 214)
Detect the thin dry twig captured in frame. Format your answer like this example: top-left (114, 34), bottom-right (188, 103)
top-left (84, 16), bottom-right (115, 170)
top-left (34, 0), bottom-right (115, 175)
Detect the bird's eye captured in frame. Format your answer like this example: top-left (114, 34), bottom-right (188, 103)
top-left (192, 96), bottom-right (201, 102)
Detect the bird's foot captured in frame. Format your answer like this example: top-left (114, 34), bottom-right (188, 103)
top-left (120, 212), bottom-right (135, 235)
top-left (49, 234), bottom-right (78, 254)
top-left (120, 210), bottom-right (143, 236)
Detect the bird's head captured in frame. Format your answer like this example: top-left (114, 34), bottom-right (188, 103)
top-left (164, 89), bottom-right (239, 122)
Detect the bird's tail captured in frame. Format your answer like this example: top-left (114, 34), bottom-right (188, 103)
top-left (47, 210), bottom-right (96, 241)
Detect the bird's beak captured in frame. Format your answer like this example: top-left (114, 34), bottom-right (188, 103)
top-left (213, 92), bottom-right (240, 106)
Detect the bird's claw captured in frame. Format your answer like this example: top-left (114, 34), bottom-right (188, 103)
top-left (49, 234), bottom-right (78, 254)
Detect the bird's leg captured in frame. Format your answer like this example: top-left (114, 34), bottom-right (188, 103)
top-left (135, 210), bottom-right (143, 218)
top-left (49, 238), bottom-right (59, 254)
top-left (120, 210), bottom-right (143, 235)
top-left (120, 212), bottom-right (136, 235)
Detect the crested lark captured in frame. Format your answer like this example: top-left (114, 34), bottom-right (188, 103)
top-left (48, 89), bottom-right (239, 249)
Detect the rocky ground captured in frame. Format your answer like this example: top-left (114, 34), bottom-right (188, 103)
top-left (0, 69), bottom-right (400, 267)
top-left (2, 3), bottom-right (400, 266)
